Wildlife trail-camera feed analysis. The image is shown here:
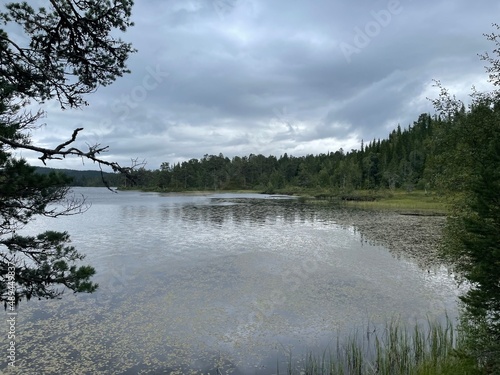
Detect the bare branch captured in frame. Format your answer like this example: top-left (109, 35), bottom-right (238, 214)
top-left (0, 127), bottom-right (143, 178)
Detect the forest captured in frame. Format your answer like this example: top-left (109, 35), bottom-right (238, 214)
top-left (123, 111), bottom-right (462, 195)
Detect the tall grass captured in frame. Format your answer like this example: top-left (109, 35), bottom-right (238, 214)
top-left (280, 316), bottom-right (482, 375)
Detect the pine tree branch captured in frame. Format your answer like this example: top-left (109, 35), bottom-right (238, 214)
top-left (0, 127), bottom-right (144, 176)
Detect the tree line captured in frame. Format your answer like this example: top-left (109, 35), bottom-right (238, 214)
top-left (35, 167), bottom-right (123, 188)
top-left (127, 112), bottom-right (457, 194)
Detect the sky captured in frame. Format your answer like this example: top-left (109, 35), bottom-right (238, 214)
top-left (18, 0), bottom-right (500, 171)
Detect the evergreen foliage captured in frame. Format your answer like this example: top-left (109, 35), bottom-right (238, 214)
top-left (128, 112), bottom-right (444, 194)
top-left (429, 25), bottom-right (500, 373)
top-left (0, 0), bottom-right (135, 306)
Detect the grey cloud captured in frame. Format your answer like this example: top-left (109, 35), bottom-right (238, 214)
top-left (20, 0), bottom-right (499, 169)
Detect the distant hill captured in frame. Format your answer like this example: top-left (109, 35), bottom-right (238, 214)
top-left (34, 167), bottom-right (123, 187)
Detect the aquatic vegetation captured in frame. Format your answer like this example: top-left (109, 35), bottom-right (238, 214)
top-left (280, 316), bottom-right (482, 375)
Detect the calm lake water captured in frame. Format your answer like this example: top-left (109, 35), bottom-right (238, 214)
top-left (2, 188), bottom-right (460, 374)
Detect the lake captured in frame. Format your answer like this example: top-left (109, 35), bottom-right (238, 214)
top-left (1, 188), bottom-right (460, 374)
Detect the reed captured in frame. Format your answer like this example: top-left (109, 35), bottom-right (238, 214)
top-left (282, 316), bottom-right (482, 375)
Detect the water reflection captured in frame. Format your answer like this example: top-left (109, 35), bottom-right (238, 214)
top-left (156, 197), bottom-right (338, 229)
top-left (1, 189), bottom-right (458, 375)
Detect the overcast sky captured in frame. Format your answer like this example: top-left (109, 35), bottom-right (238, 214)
top-left (21, 0), bottom-right (499, 170)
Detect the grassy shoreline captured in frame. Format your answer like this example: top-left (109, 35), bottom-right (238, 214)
top-left (121, 186), bottom-right (449, 215)
top-left (335, 191), bottom-right (448, 215)
top-left (281, 188), bottom-right (449, 215)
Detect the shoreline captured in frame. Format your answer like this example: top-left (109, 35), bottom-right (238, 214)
top-left (118, 187), bottom-right (449, 215)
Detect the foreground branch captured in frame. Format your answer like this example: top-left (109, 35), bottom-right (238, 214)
top-left (0, 127), bottom-right (144, 178)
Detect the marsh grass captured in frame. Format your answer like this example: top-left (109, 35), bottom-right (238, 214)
top-left (338, 190), bottom-right (448, 215)
top-left (279, 317), bottom-right (482, 375)
top-left (287, 189), bottom-right (449, 215)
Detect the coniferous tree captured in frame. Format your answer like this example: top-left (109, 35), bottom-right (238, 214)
top-left (431, 25), bottom-right (500, 372)
top-left (1, 1), bottom-right (136, 306)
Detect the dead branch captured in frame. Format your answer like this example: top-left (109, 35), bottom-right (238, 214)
top-left (0, 127), bottom-right (145, 178)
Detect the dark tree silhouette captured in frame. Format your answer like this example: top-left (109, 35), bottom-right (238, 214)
top-left (0, 0), bottom-right (137, 307)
